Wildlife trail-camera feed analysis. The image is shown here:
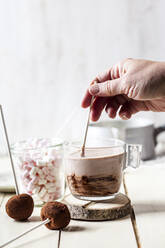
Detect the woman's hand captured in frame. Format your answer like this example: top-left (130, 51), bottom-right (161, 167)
top-left (81, 58), bottom-right (165, 121)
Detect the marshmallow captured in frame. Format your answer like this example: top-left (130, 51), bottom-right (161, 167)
top-left (46, 175), bottom-right (55, 182)
top-left (33, 186), bottom-right (40, 194)
top-left (22, 170), bottom-right (29, 179)
top-left (27, 177), bottom-right (39, 191)
top-left (39, 187), bottom-right (47, 198)
top-left (38, 179), bottom-right (47, 185)
top-left (29, 167), bottom-right (38, 177)
top-left (45, 182), bottom-right (55, 189)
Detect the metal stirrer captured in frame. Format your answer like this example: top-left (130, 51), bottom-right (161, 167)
top-left (81, 95), bottom-right (94, 157)
top-left (0, 105), bottom-right (19, 195)
top-left (0, 219), bottom-right (50, 248)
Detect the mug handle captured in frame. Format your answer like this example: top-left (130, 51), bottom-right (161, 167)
top-left (154, 125), bottom-right (165, 146)
top-left (126, 144), bottom-right (142, 169)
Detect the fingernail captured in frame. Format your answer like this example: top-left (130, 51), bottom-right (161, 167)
top-left (89, 83), bottom-right (100, 95)
top-left (121, 113), bottom-right (129, 120)
top-left (107, 108), bottom-right (111, 116)
top-left (90, 80), bottom-right (98, 86)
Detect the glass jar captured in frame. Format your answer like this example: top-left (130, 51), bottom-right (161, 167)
top-left (65, 138), bottom-right (142, 201)
top-left (11, 138), bottom-right (65, 206)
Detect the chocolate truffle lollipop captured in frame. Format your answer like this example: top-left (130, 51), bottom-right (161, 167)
top-left (0, 106), bottom-right (34, 221)
top-left (1, 202), bottom-right (70, 248)
top-left (5, 194), bottom-right (34, 221)
top-left (41, 201), bottom-right (71, 230)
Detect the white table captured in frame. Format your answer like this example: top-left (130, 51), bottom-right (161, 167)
top-left (0, 156), bottom-right (165, 248)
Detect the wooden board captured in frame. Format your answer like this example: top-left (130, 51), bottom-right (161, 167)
top-left (62, 193), bottom-right (131, 221)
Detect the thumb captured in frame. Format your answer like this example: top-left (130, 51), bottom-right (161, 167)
top-left (89, 78), bottom-right (123, 97)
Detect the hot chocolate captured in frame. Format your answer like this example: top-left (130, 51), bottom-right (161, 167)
top-left (66, 148), bottom-right (125, 200)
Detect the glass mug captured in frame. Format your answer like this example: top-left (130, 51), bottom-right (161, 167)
top-left (65, 138), bottom-right (142, 201)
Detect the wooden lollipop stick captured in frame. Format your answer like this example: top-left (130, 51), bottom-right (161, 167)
top-left (130, 206), bottom-right (142, 248)
top-left (0, 219), bottom-right (50, 248)
top-left (57, 230), bottom-right (62, 248)
top-left (123, 172), bottom-right (142, 248)
top-left (0, 105), bottom-right (19, 195)
top-left (81, 95), bottom-right (94, 157)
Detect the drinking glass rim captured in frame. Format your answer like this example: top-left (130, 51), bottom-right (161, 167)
top-left (10, 138), bottom-right (64, 153)
top-left (66, 138), bottom-right (125, 149)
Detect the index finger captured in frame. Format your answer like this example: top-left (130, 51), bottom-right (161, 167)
top-left (81, 79), bottom-right (98, 108)
top-left (81, 88), bottom-right (93, 108)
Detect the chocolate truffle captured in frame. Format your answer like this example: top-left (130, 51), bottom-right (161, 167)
top-left (41, 202), bottom-right (70, 230)
top-left (6, 194), bottom-right (34, 221)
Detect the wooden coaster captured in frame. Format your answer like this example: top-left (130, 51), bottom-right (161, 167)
top-left (62, 193), bottom-right (131, 221)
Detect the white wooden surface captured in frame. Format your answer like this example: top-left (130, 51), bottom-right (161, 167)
top-left (1, 164), bottom-right (165, 247)
top-left (0, 193), bottom-right (136, 248)
top-left (125, 166), bottom-right (165, 248)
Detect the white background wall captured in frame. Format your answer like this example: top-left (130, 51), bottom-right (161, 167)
top-left (0, 0), bottom-right (165, 143)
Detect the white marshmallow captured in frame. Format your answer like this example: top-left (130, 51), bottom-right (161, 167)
top-left (33, 186), bottom-right (41, 194)
top-left (38, 179), bottom-right (47, 185)
top-left (46, 175), bottom-right (55, 182)
top-left (30, 167), bottom-right (38, 177)
top-left (27, 177), bottom-right (38, 191)
top-left (39, 187), bottom-right (46, 198)
top-left (45, 182), bottom-right (55, 189)
top-left (22, 170), bottom-right (29, 179)
top-left (42, 167), bottom-right (49, 175)
top-left (48, 187), bottom-right (57, 193)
